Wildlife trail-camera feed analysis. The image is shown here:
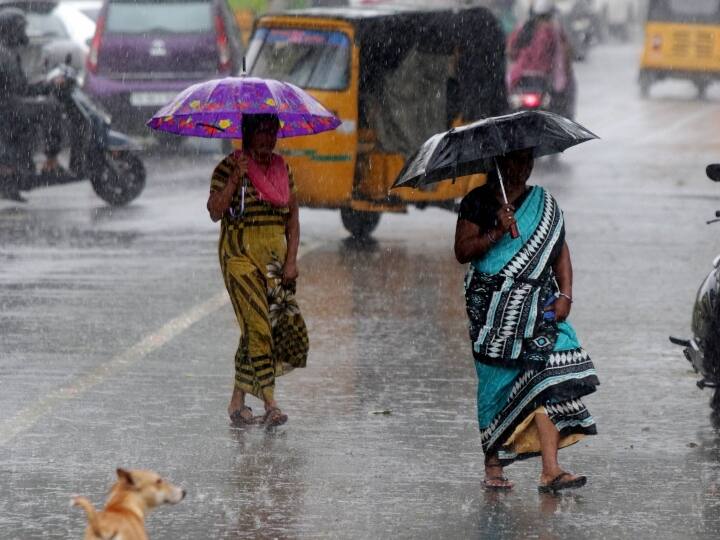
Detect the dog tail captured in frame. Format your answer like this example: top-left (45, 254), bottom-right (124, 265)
top-left (72, 496), bottom-right (104, 537)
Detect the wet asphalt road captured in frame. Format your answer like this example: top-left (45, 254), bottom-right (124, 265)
top-left (3, 42), bottom-right (720, 539)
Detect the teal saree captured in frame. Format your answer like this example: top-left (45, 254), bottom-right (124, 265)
top-left (464, 186), bottom-right (599, 463)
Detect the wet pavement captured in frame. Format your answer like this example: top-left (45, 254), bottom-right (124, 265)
top-left (3, 42), bottom-right (720, 539)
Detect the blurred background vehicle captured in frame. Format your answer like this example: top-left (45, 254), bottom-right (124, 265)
top-left (62, 0), bottom-right (102, 21)
top-left (82, 0), bottom-right (245, 144)
top-left (246, 5), bottom-right (506, 238)
top-left (594, 0), bottom-right (640, 41)
top-left (1, 64), bottom-right (146, 206)
top-left (639, 0), bottom-right (720, 99)
top-left (1, 0), bottom-right (94, 77)
top-left (555, 0), bottom-right (596, 60)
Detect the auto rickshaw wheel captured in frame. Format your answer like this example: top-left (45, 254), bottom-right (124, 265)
top-left (340, 208), bottom-right (381, 239)
top-left (696, 81), bottom-right (709, 100)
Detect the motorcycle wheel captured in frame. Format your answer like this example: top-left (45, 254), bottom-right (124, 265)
top-left (711, 388), bottom-right (720, 420)
top-left (91, 151), bottom-right (146, 206)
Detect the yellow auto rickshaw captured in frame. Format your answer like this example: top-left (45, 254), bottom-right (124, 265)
top-left (639, 0), bottom-right (720, 98)
top-left (244, 6), bottom-right (508, 237)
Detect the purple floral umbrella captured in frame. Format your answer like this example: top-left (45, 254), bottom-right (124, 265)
top-left (146, 76), bottom-right (341, 139)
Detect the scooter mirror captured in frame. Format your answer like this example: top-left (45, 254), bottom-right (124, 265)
top-left (706, 164), bottom-right (720, 181)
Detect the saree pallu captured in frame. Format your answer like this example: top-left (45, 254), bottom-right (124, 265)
top-left (465, 186), bottom-right (599, 463)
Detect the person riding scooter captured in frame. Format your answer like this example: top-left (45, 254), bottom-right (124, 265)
top-left (0, 7), bottom-right (65, 202)
top-left (507, 0), bottom-right (576, 119)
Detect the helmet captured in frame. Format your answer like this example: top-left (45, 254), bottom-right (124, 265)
top-left (0, 8), bottom-right (29, 48)
top-left (531, 0), bottom-right (555, 16)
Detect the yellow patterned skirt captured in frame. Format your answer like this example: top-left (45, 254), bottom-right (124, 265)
top-left (219, 219), bottom-right (308, 402)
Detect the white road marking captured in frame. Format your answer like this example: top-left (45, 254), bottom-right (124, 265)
top-left (0, 242), bottom-right (321, 446)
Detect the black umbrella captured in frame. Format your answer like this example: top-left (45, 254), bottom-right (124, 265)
top-left (392, 110), bottom-right (598, 237)
top-left (393, 110), bottom-right (598, 188)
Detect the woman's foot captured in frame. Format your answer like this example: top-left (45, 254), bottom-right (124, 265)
top-left (538, 471), bottom-right (587, 493)
top-left (228, 388), bottom-right (254, 425)
top-left (229, 405), bottom-right (255, 426)
top-left (261, 406), bottom-right (288, 427)
top-left (484, 462), bottom-right (513, 490)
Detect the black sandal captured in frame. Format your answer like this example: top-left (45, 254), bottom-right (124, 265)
top-left (538, 472), bottom-right (587, 493)
top-left (229, 405), bottom-right (255, 426)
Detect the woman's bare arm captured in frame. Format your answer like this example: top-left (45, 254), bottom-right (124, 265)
top-left (455, 219), bottom-right (495, 264)
top-left (552, 241), bottom-right (573, 298)
top-left (207, 155), bottom-right (247, 222)
top-left (207, 177), bottom-right (239, 222)
top-left (454, 204), bottom-right (516, 264)
top-left (282, 192), bottom-right (300, 283)
top-left (547, 241), bottom-right (573, 321)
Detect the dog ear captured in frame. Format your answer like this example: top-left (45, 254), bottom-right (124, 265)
top-left (116, 468), bottom-right (135, 486)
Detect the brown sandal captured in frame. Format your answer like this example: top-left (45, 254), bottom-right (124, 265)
top-left (229, 405), bottom-right (255, 426)
top-left (261, 407), bottom-right (288, 427)
top-left (483, 464), bottom-right (513, 490)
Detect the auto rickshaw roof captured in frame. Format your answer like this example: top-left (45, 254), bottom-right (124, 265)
top-left (261, 5), bottom-right (497, 45)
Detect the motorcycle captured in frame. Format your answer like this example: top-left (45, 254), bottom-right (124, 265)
top-left (670, 164), bottom-right (720, 414)
top-left (509, 74), bottom-right (552, 112)
top-left (508, 75), bottom-right (565, 165)
top-left (556, 0), bottom-right (595, 61)
top-left (0, 63), bottom-right (145, 206)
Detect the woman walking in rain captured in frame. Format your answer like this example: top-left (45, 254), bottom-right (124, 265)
top-left (207, 113), bottom-right (309, 427)
top-left (454, 148), bottom-right (599, 492)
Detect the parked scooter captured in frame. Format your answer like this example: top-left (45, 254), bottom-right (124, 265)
top-left (670, 164), bottom-right (720, 414)
top-left (0, 63), bottom-right (145, 206)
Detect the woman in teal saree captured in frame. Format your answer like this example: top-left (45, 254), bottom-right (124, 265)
top-left (455, 149), bottom-right (599, 492)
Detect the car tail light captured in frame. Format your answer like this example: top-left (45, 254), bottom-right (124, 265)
top-left (521, 93), bottom-right (542, 108)
top-left (215, 14), bottom-right (231, 74)
top-left (87, 13), bottom-right (105, 74)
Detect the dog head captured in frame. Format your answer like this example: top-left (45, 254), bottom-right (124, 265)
top-left (116, 468), bottom-right (186, 509)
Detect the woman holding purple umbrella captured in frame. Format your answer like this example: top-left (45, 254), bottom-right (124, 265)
top-left (207, 113), bottom-right (308, 428)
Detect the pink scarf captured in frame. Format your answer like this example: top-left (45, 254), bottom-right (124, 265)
top-left (234, 150), bottom-right (290, 207)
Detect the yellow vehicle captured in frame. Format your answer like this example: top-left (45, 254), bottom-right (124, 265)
top-left (639, 0), bottom-right (720, 98)
top-left (244, 6), bottom-right (507, 237)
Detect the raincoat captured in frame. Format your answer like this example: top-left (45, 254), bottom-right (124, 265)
top-left (507, 17), bottom-right (571, 93)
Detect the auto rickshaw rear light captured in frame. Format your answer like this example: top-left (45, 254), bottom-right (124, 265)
top-left (215, 14), bottom-right (231, 74)
top-left (87, 14), bottom-right (105, 74)
top-left (652, 35), bottom-right (663, 51)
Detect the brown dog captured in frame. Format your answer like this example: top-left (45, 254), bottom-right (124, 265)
top-left (73, 468), bottom-right (185, 540)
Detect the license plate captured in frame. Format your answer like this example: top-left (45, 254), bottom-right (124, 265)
top-left (129, 92), bottom-right (177, 107)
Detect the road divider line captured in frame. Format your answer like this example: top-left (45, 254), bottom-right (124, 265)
top-left (0, 240), bottom-right (322, 447)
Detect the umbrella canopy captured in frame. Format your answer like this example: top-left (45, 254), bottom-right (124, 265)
top-left (392, 110), bottom-right (599, 189)
top-left (146, 77), bottom-right (341, 139)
